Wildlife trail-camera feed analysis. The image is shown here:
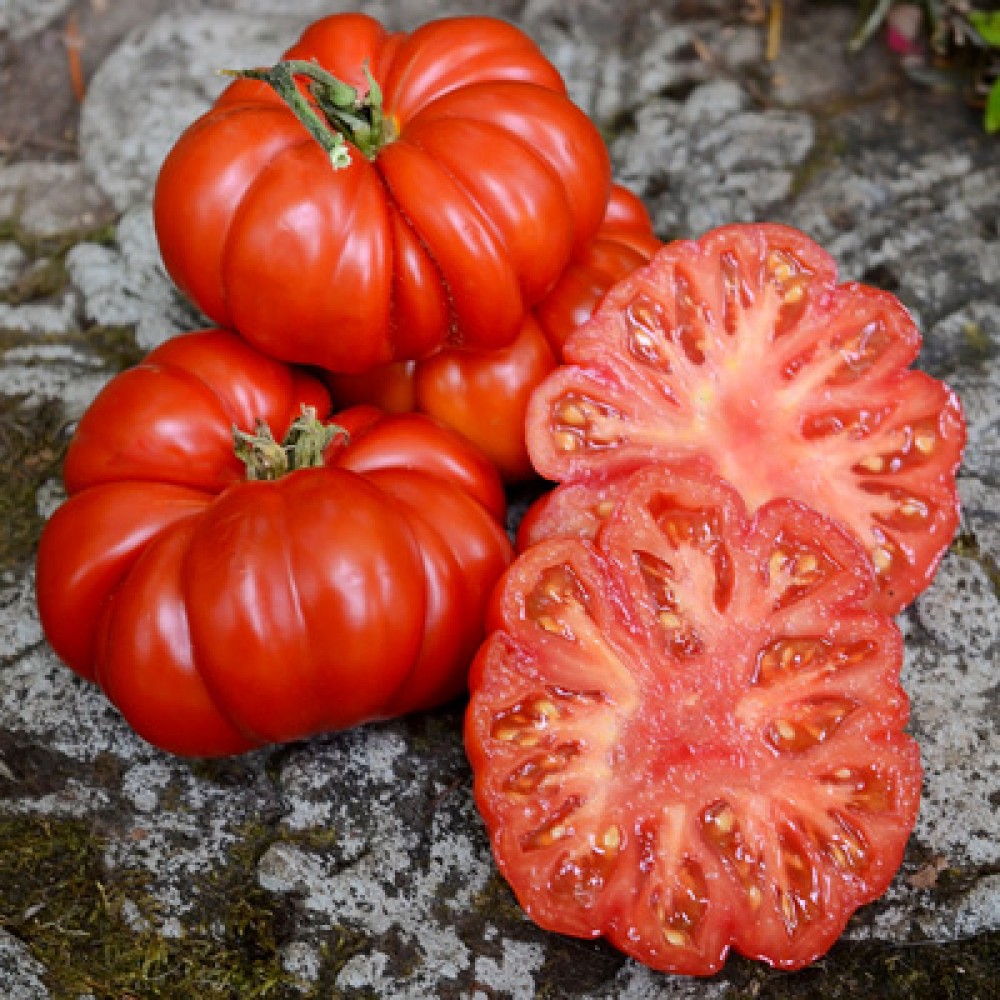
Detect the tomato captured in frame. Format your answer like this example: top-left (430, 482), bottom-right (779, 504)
top-left (35, 329), bottom-right (512, 757)
top-left (525, 223), bottom-right (966, 613)
top-left (153, 12), bottom-right (611, 374)
top-left (465, 462), bottom-right (922, 975)
top-left (327, 185), bottom-right (661, 481)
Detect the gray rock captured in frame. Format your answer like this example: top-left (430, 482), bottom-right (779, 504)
top-left (0, 0), bottom-right (72, 43)
top-left (0, 243), bottom-right (28, 291)
top-left (66, 204), bottom-right (204, 349)
top-left (0, 930), bottom-right (49, 1000)
top-left (0, 162), bottom-right (115, 237)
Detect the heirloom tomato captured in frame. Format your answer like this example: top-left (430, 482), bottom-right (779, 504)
top-left (35, 330), bottom-right (511, 757)
top-left (526, 223), bottom-right (966, 613)
top-left (327, 185), bottom-right (661, 481)
top-left (466, 463), bottom-right (922, 975)
top-left (153, 12), bottom-right (611, 373)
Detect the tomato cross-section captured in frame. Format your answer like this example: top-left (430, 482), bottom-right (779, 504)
top-left (526, 223), bottom-right (966, 613)
top-left (466, 463), bottom-right (921, 974)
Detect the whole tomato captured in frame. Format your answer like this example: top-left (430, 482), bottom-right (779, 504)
top-left (153, 13), bottom-right (612, 373)
top-left (327, 186), bottom-right (662, 481)
top-left (34, 330), bottom-right (512, 757)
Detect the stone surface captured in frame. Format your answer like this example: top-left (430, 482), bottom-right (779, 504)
top-left (1, 2), bottom-right (998, 998)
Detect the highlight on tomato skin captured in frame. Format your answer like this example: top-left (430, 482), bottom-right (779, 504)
top-left (525, 222), bottom-right (966, 614)
top-left (34, 328), bottom-right (513, 757)
top-left (465, 462), bottom-right (922, 976)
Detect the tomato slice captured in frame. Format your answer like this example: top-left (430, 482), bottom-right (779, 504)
top-left (466, 463), bottom-right (921, 975)
top-left (526, 223), bottom-right (966, 613)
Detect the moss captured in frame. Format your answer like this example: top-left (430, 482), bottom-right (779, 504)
top-left (0, 812), bottom-right (309, 998)
top-left (723, 930), bottom-right (1000, 999)
top-left (0, 393), bottom-right (69, 575)
top-left (951, 530), bottom-right (1000, 599)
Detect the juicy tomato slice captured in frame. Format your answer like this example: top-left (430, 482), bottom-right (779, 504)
top-left (526, 223), bottom-right (966, 614)
top-left (466, 463), bottom-right (922, 975)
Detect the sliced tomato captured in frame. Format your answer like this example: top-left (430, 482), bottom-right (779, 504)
top-left (466, 463), bottom-right (922, 975)
top-left (525, 223), bottom-right (966, 613)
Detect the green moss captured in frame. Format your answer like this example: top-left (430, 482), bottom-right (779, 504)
top-left (0, 813), bottom-right (308, 999)
top-left (951, 531), bottom-right (1000, 599)
top-left (0, 393), bottom-right (69, 575)
top-left (0, 255), bottom-right (69, 305)
top-left (724, 930), bottom-right (1000, 999)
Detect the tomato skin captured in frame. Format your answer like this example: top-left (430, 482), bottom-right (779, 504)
top-left (327, 185), bottom-right (660, 481)
top-left (153, 13), bottom-right (611, 372)
top-left (526, 222), bottom-right (966, 613)
top-left (35, 329), bottom-right (512, 757)
top-left (466, 462), bottom-right (922, 975)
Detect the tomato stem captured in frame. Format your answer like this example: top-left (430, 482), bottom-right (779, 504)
top-left (221, 59), bottom-right (393, 166)
top-left (233, 406), bottom-right (347, 480)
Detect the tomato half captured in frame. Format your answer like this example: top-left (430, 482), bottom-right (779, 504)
top-left (327, 185), bottom-right (662, 481)
top-left (153, 12), bottom-right (611, 373)
top-left (466, 463), bottom-right (921, 975)
top-left (35, 330), bottom-right (512, 757)
top-left (525, 223), bottom-right (966, 613)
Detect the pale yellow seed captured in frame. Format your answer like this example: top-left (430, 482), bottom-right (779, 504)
top-left (796, 553), bottom-right (818, 576)
top-left (780, 645), bottom-right (796, 668)
top-left (537, 615), bottom-right (564, 634)
top-left (664, 928), bottom-right (689, 949)
top-left (833, 767), bottom-right (854, 781)
top-left (632, 329), bottom-right (656, 351)
top-left (553, 430), bottom-right (579, 453)
top-left (493, 726), bottom-right (519, 743)
top-left (784, 283), bottom-right (805, 304)
top-left (770, 258), bottom-right (794, 281)
top-left (859, 455), bottom-right (885, 473)
top-left (899, 499), bottom-right (927, 517)
top-left (600, 825), bottom-right (621, 852)
top-left (713, 806), bottom-right (736, 835)
top-left (872, 546), bottom-right (893, 573)
top-left (595, 500), bottom-right (615, 518)
top-left (775, 719), bottom-right (797, 743)
top-left (558, 402), bottom-right (589, 428)
top-left (747, 885), bottom-right (763, 910)
top-left (780, 892), bottom-right (797, 926)
top-left (769, 550), bottom-right (788, 580)
top-left (659, 611), bottom-right (683, 630)
top-left (914, 432), bottom-right (935, 454)
top-left (829, 844), bottom-right (849, 869)
top-left (535, 699), bottom-right (559, 720)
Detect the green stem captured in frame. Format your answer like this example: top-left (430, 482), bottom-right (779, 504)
top-left (220, 59), bottom-right (393, 166)
top-left (233, 406), bottom-right (347, 481)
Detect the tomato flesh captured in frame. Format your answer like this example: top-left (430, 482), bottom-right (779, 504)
top-left (526, 223), bottom-right (965, 613)
top-left (466, 463), bottom-right (921, 974)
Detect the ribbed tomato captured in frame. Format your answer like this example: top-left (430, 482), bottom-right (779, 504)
top-left (153, 13), bottom-right (611, 373)
top-left (525, 223), bottom-right (965, 613)
top-left (35, 330), bottom-right (512, 757)
top-left (327, 185), bottom-right (661, 481)
top-left (466, 462), bottom-right (922, 975)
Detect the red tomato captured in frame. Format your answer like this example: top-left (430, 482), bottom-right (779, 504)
top-left (153, 13), bottom-right (611, 373)
top-left (35, 330), bottom-right (512, 757)
top-left (466, 462), bottom-right (922, 975)
top-left (525, 223), bottom-right (966, 614)
top-left (327, 185), bottom-right (661, 481)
